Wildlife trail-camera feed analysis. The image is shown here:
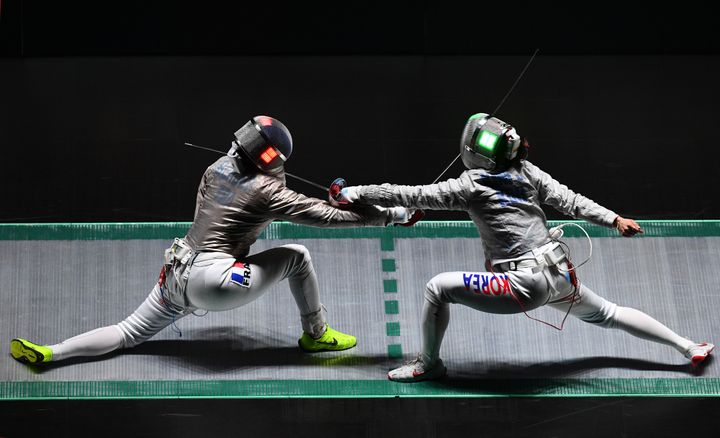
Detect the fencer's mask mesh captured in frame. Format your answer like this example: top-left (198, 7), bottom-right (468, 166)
top-left (460, 113), bottom-right (521, 170)
top-left (230, 116), bottom-right (293, 171)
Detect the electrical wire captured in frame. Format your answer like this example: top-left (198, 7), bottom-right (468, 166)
top-left (430, 48), bottom-right (540, 185)
top-left (550, 223), bottom-right (593, 272)
top-left (487, 222), bottom-right (593, 331)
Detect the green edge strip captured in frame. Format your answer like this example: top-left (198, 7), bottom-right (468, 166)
top-left (1, 220), bottom-right (720, 241)
top-left (2, 378), bottom-right (719, 400)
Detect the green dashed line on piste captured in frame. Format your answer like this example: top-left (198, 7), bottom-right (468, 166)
top-left (383, 279), bottom-right (397, 293)
top-left (381, 259), bottom-right (396, 272)
top-left (380, 235), bottom-right (395, 251)
top-left (381, 234), bottom-right (402, 359)
top-left (386, 322), bottom-right (400, 336)
top-left (384, 300), bottom-right (399, 314)
top-left (387, 344), bottom-right (403, 359)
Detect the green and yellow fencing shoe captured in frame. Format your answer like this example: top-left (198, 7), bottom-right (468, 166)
top-left (10, 338), bottom-right (53, 364)
top-left (298, 325), bottom-right (357, 352)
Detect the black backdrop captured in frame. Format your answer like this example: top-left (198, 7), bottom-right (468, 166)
top-left (1, 1), bottom-right (719, 222)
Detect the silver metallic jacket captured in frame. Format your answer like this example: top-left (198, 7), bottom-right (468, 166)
top-left (353, 160), bottom-right (618, 260)
top-left (185, 156), bottom-right (393, 258)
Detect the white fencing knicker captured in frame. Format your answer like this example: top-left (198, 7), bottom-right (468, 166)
top-left (418, 241), bottom-right (620, 365)
top-left (70, 238), bottom-right (331, 355)
top-left (425, 241), bottom-right (617, 321)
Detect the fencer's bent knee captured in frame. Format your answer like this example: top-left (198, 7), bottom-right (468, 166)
top-left (424, 275), bottom-right (449, 306)
top-left (283, 243), bottom-right (310, 261)
top-left (282, 244), bottom-right (312, 264)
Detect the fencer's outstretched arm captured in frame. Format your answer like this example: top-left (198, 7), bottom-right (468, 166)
top-left (267, 183), bottom-right (394, 227)
top-left (531, 162), bottom-right (643, 236)
top-left (526, 161), bottom-right (618, 228)
top-left (348, 173), bottom-right (474, 211)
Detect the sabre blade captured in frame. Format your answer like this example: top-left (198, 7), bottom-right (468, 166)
top-left (183, 141), bottom-right (329, 192)
top-left (285, 172), bottom-right (328, 191)
top-left (431, 48), bottom-right (540, 184)
top-left (183, 142), bottom-right (226, 155)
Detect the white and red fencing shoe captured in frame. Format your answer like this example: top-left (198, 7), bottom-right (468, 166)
top-left (684, 342), bottom-right (714, 367)
top-left (388, 356), bottom-right (447, 383)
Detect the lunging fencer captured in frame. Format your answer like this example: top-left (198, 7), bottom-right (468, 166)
top-left (333, 112), bottom-right (714, 382)
top-left (10, 115), bottom-right (414, 365)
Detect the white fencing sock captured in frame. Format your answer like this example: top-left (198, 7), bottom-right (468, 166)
top-left (613, 306), bottom-right (694, 353)
top-left (421, 300), bottom-right (450, 366)
top-left (49, 326), bottom-right (125, 361)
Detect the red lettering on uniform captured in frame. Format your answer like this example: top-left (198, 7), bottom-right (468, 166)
top-left (491, 276), bottom-right (503, 295)
top-left (500, 276), bottom-right (511, 295)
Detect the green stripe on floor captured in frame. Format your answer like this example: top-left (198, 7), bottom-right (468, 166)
top-left (2, 378), bottom-right (719, 399)
top-left (2, 220), bottom-right (720, 240)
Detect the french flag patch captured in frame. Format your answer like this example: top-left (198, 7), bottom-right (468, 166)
top-left (230, 261), bottom-right (252, 288)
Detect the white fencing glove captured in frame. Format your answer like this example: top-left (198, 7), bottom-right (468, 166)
top-left (386, 207), bottom-right (425, 227)
top-left (329, 184), bottom-right (358, 206)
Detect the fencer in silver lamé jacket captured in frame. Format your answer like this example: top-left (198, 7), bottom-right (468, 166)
top-left (185, 155), bottom-right (393, 258)
top-left (352, 160), bottom-right (618, 261)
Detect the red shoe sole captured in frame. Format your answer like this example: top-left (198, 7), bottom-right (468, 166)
top-left (691, 344), bottom-right (714, 367)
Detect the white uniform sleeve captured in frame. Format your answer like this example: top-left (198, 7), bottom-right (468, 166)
top-left (352, 173), bottom-right (475, 211)
top-left (525, 161), bottom-right (618, 227)
top-left (266, 183), bottom-right (392, 227)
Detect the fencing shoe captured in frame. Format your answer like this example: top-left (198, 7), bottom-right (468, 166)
top-left (388, 356), bottom-right (446, 383)
top-left (10, 338), bottom-right (53, 364)
top-left (684, 342), bottom-right (714, 367)
top-left (298, 325), bottom-right (357, 352)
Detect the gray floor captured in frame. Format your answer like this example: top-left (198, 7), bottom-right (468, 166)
top-left (2, 236), bottom-right (718, 385)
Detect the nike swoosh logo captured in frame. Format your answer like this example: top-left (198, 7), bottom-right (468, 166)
top-left (317, 338), bottom-right (338, 346)
top-left (412, 370), bottom-right (425, 378)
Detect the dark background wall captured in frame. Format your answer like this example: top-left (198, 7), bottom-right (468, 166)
top-left (1, 1), bottom-right (719, 222)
